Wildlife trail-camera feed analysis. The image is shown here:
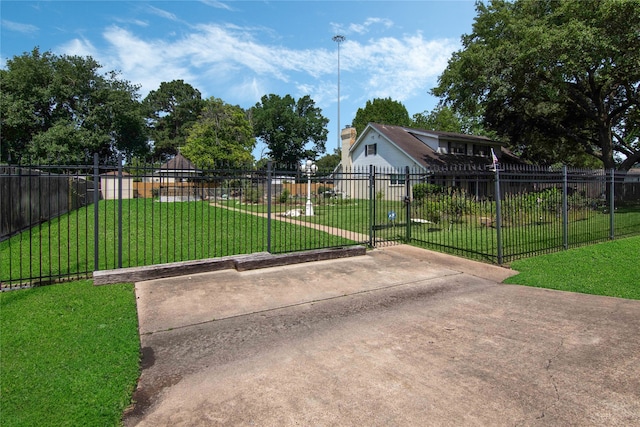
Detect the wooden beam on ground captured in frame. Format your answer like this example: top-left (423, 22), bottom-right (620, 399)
top-left (93, 246), bottom-right (366, 285)
top-left (234, 246), bottom-right (366, 272)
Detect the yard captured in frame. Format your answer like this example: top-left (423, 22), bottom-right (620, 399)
top-left (2, 188), bottom-right (640, 286)
top-left (0, 199), bottom-right (356, 286)
top-left (1, 235), bottom-right (639, 426)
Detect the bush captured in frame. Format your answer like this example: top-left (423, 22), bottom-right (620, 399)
top-left (279, 188), bottom-right (290, 203)
top-left (243, 187), bottom-right (263, 203)
top-left (413, 183), bottom-right (444, 201)
top-left (317, 185), bottom-right (334, 199)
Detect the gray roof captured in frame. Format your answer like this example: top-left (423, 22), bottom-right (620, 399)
top-left (159, 153), bottom-right (200, 172)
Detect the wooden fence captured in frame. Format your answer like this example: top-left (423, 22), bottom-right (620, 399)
top-left (0, 166), bottom-right (95, 241)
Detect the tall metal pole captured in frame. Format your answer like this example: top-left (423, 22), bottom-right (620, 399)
top-left (333, 35), bottom-right (345, 153)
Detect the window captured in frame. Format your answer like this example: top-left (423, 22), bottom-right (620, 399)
top-left (449, 141), bottom-right (466, 154)
top-left (365, 143), bottom-right (377, 156)
top-left (473, 145), bottom-right (489, 157)
top-left (390, 174), bottom-right (405, 186)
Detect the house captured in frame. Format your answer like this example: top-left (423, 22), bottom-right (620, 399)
top-left (334, 122), bottom-right (522, 199)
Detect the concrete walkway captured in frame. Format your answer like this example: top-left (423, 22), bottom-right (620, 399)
top-left (124, 245), bottom-right (640, 426)
top-left (209, 201), bottom-right (371, 243)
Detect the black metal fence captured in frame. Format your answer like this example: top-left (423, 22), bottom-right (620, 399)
top-left (1, 157), bottom-right (639, 289)
top-left (406, 165), bottom-right (640, 263)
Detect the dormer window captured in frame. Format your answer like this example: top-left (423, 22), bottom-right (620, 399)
top-left (449, 142), bottom-right (466, 155)
top-left (473, 145), bottom-right (489, 157)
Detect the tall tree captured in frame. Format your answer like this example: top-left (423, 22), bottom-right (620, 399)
top-left (315, 149), bottom-right (341, 171)
top-left (432, 0), bottom-right (640, 170)
top-left (181, 97), bottom-right (254, 169)
top-left (251, 94), bottom-right (328, 164)
top-left (143, 80), bottom-right (204, 160)
top-left (1, 48), bottom-right (56, 162)
top-left (0, 48), bottom-right (148, 164)
top-left (413, 106), bottom-right (460, 133)
top-left (352, 97), bottom-right (412, 136)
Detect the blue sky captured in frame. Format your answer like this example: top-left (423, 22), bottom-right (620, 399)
top-left (1, 0), bottom-right (479, 159)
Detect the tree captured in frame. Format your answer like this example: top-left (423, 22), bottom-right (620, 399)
top-left (315, 149), bottom-right (341, 171)
top-left (352, 97), bottom-right (412, 136)
top-left (1, 48), bottom-right (56, 162)
top-left (180, 97), bottom-right (254, 169)
top-left (143, 80), bottom-right (204, 160)
top-left (0, 48), bottom-right (148, 164)
top-left (251, 94), bottom-right (328, 165)
top-left (432, 0), bottom-right (640, 170)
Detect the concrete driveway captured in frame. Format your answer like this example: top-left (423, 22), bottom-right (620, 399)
top-left (123, 245), bottom-right (640, 426)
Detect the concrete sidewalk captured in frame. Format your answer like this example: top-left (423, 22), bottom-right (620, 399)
top-left (124, 245), bottom-right (640, 426)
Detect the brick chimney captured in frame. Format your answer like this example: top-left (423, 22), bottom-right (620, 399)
top-left (341, 126), bottom-right (357, 170)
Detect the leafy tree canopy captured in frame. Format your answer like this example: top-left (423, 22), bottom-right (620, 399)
top-left (0, 48), bottom-right (148, 164)
top-left (412, 105), bottom-right (490, 137)
top-left (432, 0), bottom-right (640, 170)
top-left (251, 94), bottom-right (328, 165)
top-left (181, 97), bottom-right (254, 169)
top-left (143, 79), bottom-right (205, 161)
top-left (315, 149), bottom-right (341, 171)
top-left (352, 97), bottom-right (412, 136)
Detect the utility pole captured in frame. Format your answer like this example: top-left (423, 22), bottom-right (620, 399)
top-left (333, 34), bottom-right (345, 152)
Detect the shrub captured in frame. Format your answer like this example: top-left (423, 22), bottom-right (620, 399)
top-left (413, 183), bottom-right (444, 201)
top-left (317, 185), bottom-right (334, 199)
top-left (279, 188), bottom-right (290, 203)
top-left (243, 187), bottom-right (263, 203)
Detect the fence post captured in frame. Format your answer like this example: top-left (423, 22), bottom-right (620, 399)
top-left (93, 153), bottom-right (100, 271)
top-left (405, 166), bottom-right (411, 242)
top-left (494, 167), bottom-right (503, 265)
top-left (117, 153), bottom-right (123, 269)
top-left (562, 165), bottom-right (569, 250)
top-left (369, 165), bottom-right (375, 247)
top-left (266, 161), bottom-right (273, 253)
top-left (609, 168), bottom-right (615, 240)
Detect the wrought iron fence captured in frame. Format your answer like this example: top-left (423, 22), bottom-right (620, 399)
top-left (1, 157), bottom-right (639, 289)
top-left (407, 164), bottom-right (640, 263)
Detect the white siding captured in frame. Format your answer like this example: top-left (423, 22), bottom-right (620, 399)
top-left (351, 131), bottom-right (419, 169)
top-left (348, 129), bottom-right (422, 201)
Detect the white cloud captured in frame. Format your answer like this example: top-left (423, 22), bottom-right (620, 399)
top-left (56, 20), bottom-right (457, 110)
top-left (200, 0), bottom-right (235, 11)
top-left (59, 37), bottom-right (99, 58)
top-left (342, 34), bottom-right (458, 103)
top-left (229, 77), bottom-right (266, 105)
top-left (331, 17), bottom-right (394, 36)
top-left (349, 17), bottom-right (394, 35)
top-left (1, 19), bottom-right (39, 35)
top-left (114, 18), bottom-right (149, 28)
top-left (146, 5), bottom-right (183, 23)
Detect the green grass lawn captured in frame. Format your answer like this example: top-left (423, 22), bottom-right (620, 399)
top-left (223, 198), bottom-right (640, 258)
top-left (2, 196), bottom-right (640, 286)
top-left (504, 235), bottom-right (640, 299)
top-left (1, 199), bottom-right (356, 285)
top-left (0, 280), bottom-right (140, 426)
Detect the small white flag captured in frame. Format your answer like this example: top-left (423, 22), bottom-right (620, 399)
top-left (491, 148), bottom-right (499, 168)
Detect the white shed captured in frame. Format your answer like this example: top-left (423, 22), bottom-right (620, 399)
top-left (100, 171), bottom-right (134, 200)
